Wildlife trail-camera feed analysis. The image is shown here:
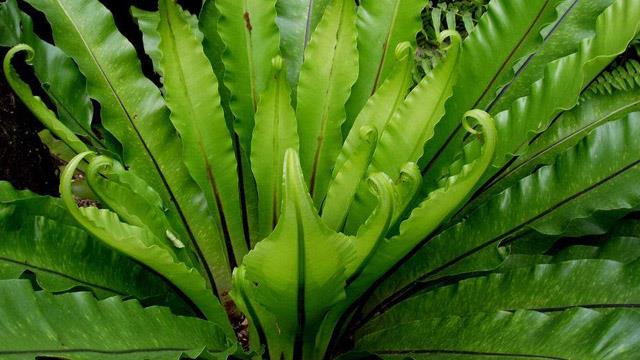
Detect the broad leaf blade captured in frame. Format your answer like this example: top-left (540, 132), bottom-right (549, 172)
top-left (157, 0), bottom-right (248, 264)
top-left (361, 114), bottom-right (640, 322)
top-left (296, 0), bottom-right (359, 206)
top-left (235, 150), bottom-right (354, 359)
top-left (355, 308), bottom-right (640, 359)
top-left (250, 57), bottom-right (299, 239)
top-left (0, 279), bottom-right (233, 359)
top-left (363, 259), bottom-right (640, 334)
top-left (345, 0), bottom-right (426, 125)
top-left (23, 0), bottom-right (235, 292)
top-left (275, 0), bottom-right (331, 89)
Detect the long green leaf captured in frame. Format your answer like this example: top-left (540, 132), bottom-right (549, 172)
top-left (355, 308), bottom-right (640, 359)
top-left (425, 0), bottom-right (640, 188)
top-left (274, 0), bottom-right (331, 89)
top-left (461, 63), bottom-right (640, 217)
top-left (499, 236), bottom-right (640, 270)
top-left (362, 259), bottom-right (640, 335)
top-left (234, 150), bottom-right (354, 360)
top-left (296, 0), bottom-right (359, 206)
top-left (214, 0), bottom-right (280, 154)
top-left (59, 153), bottom-right (234, 337)
top-left (0, 189), bottom-right (189, 312)
top-left (0, 279), bottom-right (233, 359)
top-left (344, 0), bottom-right (426, 125)
top-left (345, 111), bottom-right (497, 304)
top-left (343, 32), bottom-right (461, 233)
top-left (360, 113), bottom-right (640, 323)
top-left (157, 0), bottom-right (247, 264)
top-left (23, 0), bottom-right (234, 292)
top-left (420, 0), bottom-right (567, 181)
top-left (487, 0), bottom-right (617, 114)
top-left (251, 56), bottom-right (299, 239)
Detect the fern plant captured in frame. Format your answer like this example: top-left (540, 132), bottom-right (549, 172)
top-left (1, 0), bottom-right (640, 359)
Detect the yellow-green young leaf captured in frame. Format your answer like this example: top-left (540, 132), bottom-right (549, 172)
top-left (215, 0), bottom-right (280, 154)
top-left (347, 172), bottom-right (395, 280)
top-left (334, 42), bottom-right (415, 174)
top-left (85, 155), bottom-right (196, 266)
top-left (157, 0), bottom-right (247, 265)
top-left (344, 32), bottom-right (462, 233)
top-left (322, 126), bottom-right (378, 232)
top-left (60, 153), bottom-right (234, 339)
top-left (3, 45), bottom-right (90, 158)
top-left (345, 0), bottom-right (427, 126)
top-left (372, 31), bottom-right (461, 178)
top-left (346, 111), bottom-right (497, 302)
top-left (275, 0), bottom-right (331, 89)
top-left (251, 56), bottom-right (299, 240)
top-left (235, 150), bottom-right (354, 360)
top-left (296, 0), bottom-right (358, 206)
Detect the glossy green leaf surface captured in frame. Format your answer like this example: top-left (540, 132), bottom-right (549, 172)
top-left (345, 0), bottom-right (426, 125)
top-left (0, 279), bottom-right (232, 359)
top-left (23, 0), bottom-right (235, 293)
top-left (275, 0), bottom-right (331, 89)
top-left (157, 0), bottom-right (248, 264)
top-left (234, 150), bottom-right (354, 359)
top-left (215, 0), bottom-right (280, 154)
top-left (0, 186), bottom-right (188, 312)
top-left (355, 308), bottom-right (640, 359)
top-left (296, 0), bottom-right (358, 206)
top-left (251, 57), bottom-right (299, 239)
top-left (361, 113), bottom-right (640, 322)
top-left (60, 154), bottom-right (234, 337)
top-left (362, 259), bottom-right (640, 335)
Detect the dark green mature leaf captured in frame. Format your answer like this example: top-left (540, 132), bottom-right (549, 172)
top-left (421, 0), bottom-right (568, 181)
top-left (0, 186), bottom-right (189, 312)
top-left (355, 308), bottom-right (640, 359)
top-left (344, 0), bottom-right (427, 126)
top-left (275, 0), bottom-right (331, 89)
top-left (0, 279), bottom-right (233, 359)
top-left (499, 236), bottom-right (640, 270)
top-left (359, 114), bottom-right (640, 323)
top-left (487, 0), bottom-right (616, 114)
top-left (460, 62), bottom-right (640, 216)
top-left (23, 0), bottom-right (235, 292)
top-left (424, 0), bottom-right (640, 188)
top-left (362, 259), bottom-right (640, 335)
top-left (0, 0), bottom-right (20, 46)
top-left (296, 0), bottom-right (358, 206)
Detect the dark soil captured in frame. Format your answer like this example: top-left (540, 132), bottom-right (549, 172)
top-left (0, 0), bottom-right (202, 195)
top-left (0, 48), bottom-right (59, 195)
